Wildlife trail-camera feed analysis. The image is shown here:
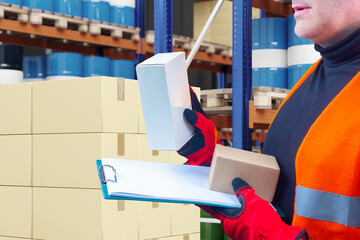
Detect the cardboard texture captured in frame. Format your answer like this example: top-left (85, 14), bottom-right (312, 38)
top-left (0, 135), bottom-right (31, 186)
top-left (102, 200), bottom-right (139, 240)
top-left (0, 82), bottom-right (31, 135)
top-left (0, 186), bottom-right (32, 238)
top-left (32, 77), bottom-right (139, 134)
top-left (33, 187), bottom-right (102, 240)
top-left (171, 204), bottom-right (200, 235)
top-left (33, 133), bottom-right (139, 189)
top-left (138, 202), bottom-right (172, 240)
top-left (139, 86), bottom-right (201, 135)
top-left (136, 52), bottom-right (194, 151)
top-left (209, 144), bottom-right (280, 202)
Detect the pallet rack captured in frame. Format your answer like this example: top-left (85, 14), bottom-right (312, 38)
top-left (0, 0), bottom-right (292, 150)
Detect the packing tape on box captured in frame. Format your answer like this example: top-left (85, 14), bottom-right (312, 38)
top-left (288, 44), bottom-right (321, 66)
top-left (117, 78), bottom-right (125, 101)
top-left (152, 202), bottom-right (159, 208)
top-left (117, 200), bottom-right (125, 211)
top-left (183, 234), bottom-right (190, 240)
top-left (117, 134), bottom-right (125, 156)
top-left (252, 49), bottom-right (287, 68)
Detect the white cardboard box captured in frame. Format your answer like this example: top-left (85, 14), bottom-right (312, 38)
top-left (32, 77), bottom-right (139, 134)
top-left (136, 52), bottom-right (194, 151)
top-left (33, 133), bottom-right (139, 189)
top-left (0, 135), bottom-right (31, 186)
top-left (0, 186), bottom-right (32, 238)
top-left (0, 83), bottom-right (31, 135)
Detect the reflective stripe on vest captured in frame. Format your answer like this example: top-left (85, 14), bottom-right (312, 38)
top-left (295, 185), bottom-right (360, 228)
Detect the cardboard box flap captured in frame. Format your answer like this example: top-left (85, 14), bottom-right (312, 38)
top-left (137, 52), bottom-right (185, 66)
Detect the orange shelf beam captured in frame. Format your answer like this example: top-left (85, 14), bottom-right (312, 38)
top-left (0, 18), bottom-right (141, 53)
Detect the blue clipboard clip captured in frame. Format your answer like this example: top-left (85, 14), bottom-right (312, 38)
top-left (98, 164), bottom-right (117, 184)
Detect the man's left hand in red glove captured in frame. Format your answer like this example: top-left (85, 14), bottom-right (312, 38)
top-left (177, 87), bottom-right (222, 166)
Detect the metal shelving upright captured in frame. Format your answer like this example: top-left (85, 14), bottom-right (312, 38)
top-left (153, 0), bottom-right (253, 150)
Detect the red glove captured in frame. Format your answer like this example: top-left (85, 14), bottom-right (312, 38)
top-left (177, 87), bottom-right (222, 166)
top-left (200, 178), bottom-right (309, 240)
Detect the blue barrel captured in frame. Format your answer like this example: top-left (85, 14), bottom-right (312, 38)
top-left (110, 5), bottom-right (135, 27)
top-left (23, 56), bottom-right (46, 79)
top-left (0, 44), bottom-right (23, 70)
top-left (252, 18), bottom-right (260, 50)
top-left (259, 18), bottom-right (287, 49)
top-left (83, 56), bottom-right (110, 77)
top-left (111, 59), bottom-right (135, 79)
top-left (287, 64), bottom-right (312, 89)
top-left (46, 52), bottom-right (82, 77)
top-left (82, 0), bottom-right (110, 22)
top-left (288, 14), bottom-right (313, 47)
top-left (54, 0), bottom-right (82, 17)
top-left (252, 18), bottom-right (287, 88)
top-left (1, 0), bottom-right (22, 5)
top-left (22, 0), bottom-right (53, 11)
top-left (252, 68), bottom-right (287, 89)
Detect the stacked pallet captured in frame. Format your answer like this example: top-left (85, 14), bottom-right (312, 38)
top-left (0, 77), bottom-right (200, 240)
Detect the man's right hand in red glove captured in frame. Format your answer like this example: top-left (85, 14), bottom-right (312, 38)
top-left (177, 87), bottom-right (222, 166)
top-left (201, 178), bottom-right (309, 240)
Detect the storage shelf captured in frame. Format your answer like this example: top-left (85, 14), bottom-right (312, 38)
top-left (0, 18), bottom-right (232, 71)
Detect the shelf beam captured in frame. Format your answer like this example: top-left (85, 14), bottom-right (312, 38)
top-left (0, 18), bottom-right (141, 52)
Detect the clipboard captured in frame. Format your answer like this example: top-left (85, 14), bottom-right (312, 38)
top-left (96, 158), bottom-right (241, 208)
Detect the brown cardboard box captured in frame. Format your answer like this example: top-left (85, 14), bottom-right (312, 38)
top-left (139, 202), bottom-right (172, 240)
top-left (0, 135), bottom-right (31, 186)
top-left (0, 186), bottom-right (32, 238)
top-left (33, 187), bottom-right (102, 240)
top-left (209, 144), bottom-right (280, 202)
top-left (171, 203), bottom-right (200, 236)
top-left (0, 83), bottom-right (31, 135)
top-left (102, 200), bottom-right (139, 240)
top-left (32, 77), bottom-right (139, 134)
top-left (33, 133), bottom-right (139, 189)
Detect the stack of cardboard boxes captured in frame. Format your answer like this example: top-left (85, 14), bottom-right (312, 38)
top-left (0, 77), bottom-right (200, 240)
top-left (193, 0), bottom-right (261, 47)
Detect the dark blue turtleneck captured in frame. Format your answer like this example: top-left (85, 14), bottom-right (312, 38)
top-left (263, 28), bottom-right (360, 224)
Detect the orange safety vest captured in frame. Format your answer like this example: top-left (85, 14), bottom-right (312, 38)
top-left (272, 59), bottom-right (360, 239)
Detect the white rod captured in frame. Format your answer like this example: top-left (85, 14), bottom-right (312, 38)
top-left (186, 0), bottom-right (224, 69)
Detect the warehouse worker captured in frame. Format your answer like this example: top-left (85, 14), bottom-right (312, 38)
top-left (178, 0), bottom-right (360, 239)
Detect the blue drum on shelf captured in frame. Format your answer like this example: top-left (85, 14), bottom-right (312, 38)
top-left (287, 64), bottom-right (312, 89)
top-left (287, 14), bottom-right (320, 88)
top-left (110, 5), bottom-right (135, 27)
top-left (1, 0), bottom-right (22, 6)
top-left (82, 0), bottom-right (110, 22)
top-left (252, 18), bottom-right (288, 88)
top-left (22, 0), bottom-right (53, 12)
top-left (252, 68), bottom-right (287, 89)
top-left (0, 44), bottom-right (23, 84)
top-left (83, 56), bottom-right (110, 77)
top-left (46, 52), bottom-right (82, 80)
top-left (54, 0), bottom-right (82, 17)
top-left (110, 59), bottom-right (135, 79)
top-left (23, 56), bottom-right (46, 81)
top-left (252, 18), bottom-right (287, 49)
